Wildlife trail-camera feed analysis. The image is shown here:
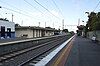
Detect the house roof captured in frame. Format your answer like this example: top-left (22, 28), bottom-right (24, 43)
top-left (15, 26), bottom-right (57, 31)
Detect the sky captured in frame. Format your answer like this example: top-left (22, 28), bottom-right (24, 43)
top-left (0, 0), bottom-right (100, 32)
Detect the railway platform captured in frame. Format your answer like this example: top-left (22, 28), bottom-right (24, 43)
top-left (48, 35), bottom-right (100, 66)
top-left (0, 38), bottom-right (28, 43)
top-left (1, 35), bottom-right (100, 66)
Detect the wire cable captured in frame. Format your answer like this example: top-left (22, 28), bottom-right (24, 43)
top-left (24, 0), bottom-right (44, 15)
top-left (93, 0), bottom-right (100, 12)
top-left (0, 0), bottom-right (29, 15)
top-left (0, 1), bottom-right (38, 19)
top-left (51, 0), bottom-right (64, 18)
top-left (24, 0), bottom-right (49, 23)
top-left (33, 0), bottom-right (60, 19)
top-left (0, 14), bottom-right (3, 17)
top-left (1, 6), bottom-right (35, 19)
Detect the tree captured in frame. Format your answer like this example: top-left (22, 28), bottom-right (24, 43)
top-left (86, 12), bottom-right (100, 31)
top-left (62, 29), bottom-right (68, 33)
top-left (69, 31), bottom-right (75, 35)
top-left (0, 18), bottom-right (9, 21)
top-left (15, 23), bottom-right (20, 27)
top-left (96, 12), bottom-right (100, 30)
top-left (87, 12), bottom-right (97, 31)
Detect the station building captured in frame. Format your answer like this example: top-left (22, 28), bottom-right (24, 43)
top-left (15, 26), bottom-right (57, 38)
top-left (0, 18), bottom-right (15, 39)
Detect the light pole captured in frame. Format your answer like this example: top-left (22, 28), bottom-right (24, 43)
top-left (5, 13), bottom-right (14, 22)
top-left (38, 22), bottom-right (40, 27)
top-left (12, 14), bottom-right (13, 22)
top-left (82, 20), bottom-right (85, 26)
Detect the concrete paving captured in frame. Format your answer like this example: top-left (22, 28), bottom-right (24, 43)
top-left (65, 36), bottom-right (100, 66)
top-left (0, 38), bottom-right (29, 43)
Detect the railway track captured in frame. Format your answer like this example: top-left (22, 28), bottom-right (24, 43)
top-left (20, 36), bottom-right (67, 66)
top-left (0, 35), bottom-right (71, 66)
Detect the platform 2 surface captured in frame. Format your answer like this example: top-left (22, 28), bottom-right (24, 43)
top-left (49, 36), bottom-right (100, 66)
top-left (0, 38), bottom-right (29, 43)
top-left (65, 36), bottom-right (100, 66)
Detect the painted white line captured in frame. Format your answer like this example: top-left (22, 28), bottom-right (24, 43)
top-left (34, 35), bottom-right (75, 66)
top-left (29, 63), bottom-right (35, 65)
top-left (32, 61), bottom-right (39, 63)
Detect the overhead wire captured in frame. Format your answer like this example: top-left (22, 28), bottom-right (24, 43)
top-left (0, 0), bottom-right (30, 16)
top-left (0, 14), bottom-right (3, 17)
top-left (0, 0), bottom-right (62, 27)
top-left (93, 0), bottom-right (100, 12)
top-left (51, 0), bottom-right (64, 18)
top-left (24, 0), bottom-right (50, 26)
top-left (41, 0), bottom-right (57, 27)
top-left (24, 0), bottom-right (44, 15)
top-left (0, 8), bottom-right (3, 17)
top-left (33, 0), bottom-right (60, 19)
top-left (0, 0), bottom-right (61, 19)
top-left (42, 0), bottom-right (56, 12)
top-left (1, 6), bottom-right (35, 19)
top-left (0, 0), bottom-right (47, 22)
top-left (0, 0), bottom-right (44, 20)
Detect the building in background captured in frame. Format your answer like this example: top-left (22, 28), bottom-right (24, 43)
top-left (77, 25), bottom-right (84, 36)
top-left (15, 26), bottom-right (59, 38)
top-left (0, 18), bottom-right (15, 39)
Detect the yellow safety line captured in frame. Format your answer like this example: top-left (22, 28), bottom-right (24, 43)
top-left (52, 37), bottom-right (75, 66)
